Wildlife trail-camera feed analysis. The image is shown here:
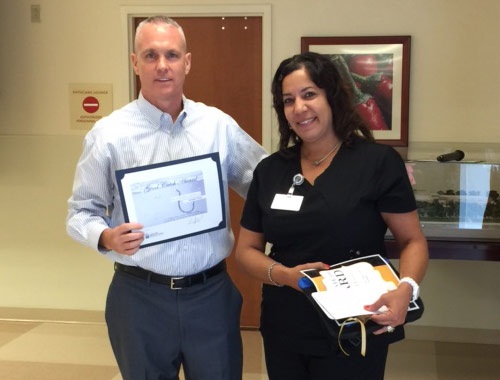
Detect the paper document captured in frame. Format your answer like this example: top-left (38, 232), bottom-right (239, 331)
top-left (300, 254), bottom-right (420, 323)
top-left (115, 153), bottom-right (226, 248)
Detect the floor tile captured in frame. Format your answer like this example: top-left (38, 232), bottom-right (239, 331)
top-left (0, 323), bottom-right (116, 366)
top-left (0, 361), bottom-right (119, 380)
top-left (0, 321), bottom-right (39, 347)
top-left (1, 320), bottom-right (499, 379)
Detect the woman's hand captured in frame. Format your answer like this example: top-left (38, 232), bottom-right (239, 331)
top-left (372, 210), bottom-right (428, 334)
top-left (281, 262), bottom-right (330, 291)
top-left (235, 227), bottom-right (329, 290)
top-left (364, 284), bottom-right (413, 335)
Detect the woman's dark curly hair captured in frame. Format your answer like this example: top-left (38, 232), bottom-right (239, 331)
top-left (271, 52), bottom-right (374, 155)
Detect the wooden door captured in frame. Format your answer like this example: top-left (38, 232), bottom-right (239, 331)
top-left (133, 16), bottom-right (263, 328)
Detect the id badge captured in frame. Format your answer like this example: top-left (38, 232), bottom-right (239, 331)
top-left (271, 193), bottom-right (304, 211)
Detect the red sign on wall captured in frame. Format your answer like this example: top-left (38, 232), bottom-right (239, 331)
top-left (69, 83), bottom-right (113, 130)
top-left (82, 96), bottom-right (100, 114)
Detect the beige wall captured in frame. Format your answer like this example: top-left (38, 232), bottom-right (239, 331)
top-left (1, 0), bottom-right (499, 337)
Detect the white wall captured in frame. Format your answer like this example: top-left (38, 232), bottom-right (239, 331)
top-left (1, 0), bottom-right (499, 335)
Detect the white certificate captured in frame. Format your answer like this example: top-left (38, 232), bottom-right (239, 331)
top-left (115, 153), bottom-right (226, 248)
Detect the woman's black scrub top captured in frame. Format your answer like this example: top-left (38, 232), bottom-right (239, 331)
top-left (240, 138), bottom-right (416, 351)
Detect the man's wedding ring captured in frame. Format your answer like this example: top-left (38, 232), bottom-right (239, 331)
top-left (386, 325), bottom-right (395, 333)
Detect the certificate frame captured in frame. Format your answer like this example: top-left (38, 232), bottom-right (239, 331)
top-left (116, 153), bottom-right (226, 248)
top-left (301, 36), bottom-right (411, 147)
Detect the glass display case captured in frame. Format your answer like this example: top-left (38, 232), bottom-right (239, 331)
top-left (386, 160), bottom-right (500, 261)
top-left (406, 160), bottom-right (500, 242)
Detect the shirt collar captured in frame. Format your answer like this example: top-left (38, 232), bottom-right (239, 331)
top-left (136, 93), bottom-right (188, 130)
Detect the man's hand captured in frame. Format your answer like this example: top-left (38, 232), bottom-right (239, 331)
top-left (99, 223), bottom-right (144, 256)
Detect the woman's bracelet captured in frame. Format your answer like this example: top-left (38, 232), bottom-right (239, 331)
top-left (267, 261), bottom-right (284, 287)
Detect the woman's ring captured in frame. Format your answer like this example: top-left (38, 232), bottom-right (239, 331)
top-left (386, 325), bottom-right (395, 333)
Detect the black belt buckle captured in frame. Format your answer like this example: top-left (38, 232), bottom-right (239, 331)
top-left (170, 276), bottom-right (185, 290)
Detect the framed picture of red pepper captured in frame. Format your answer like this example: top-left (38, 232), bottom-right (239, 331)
top-left (301, 36), bottom-right (411, 147)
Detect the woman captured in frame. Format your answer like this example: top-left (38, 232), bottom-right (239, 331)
top-left (235, 52), bottom-right (428, 380)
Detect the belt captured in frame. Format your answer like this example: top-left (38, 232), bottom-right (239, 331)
top-left (114, 260), bottom-right (226, 290)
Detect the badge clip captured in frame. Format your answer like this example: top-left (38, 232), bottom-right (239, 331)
top-left (287, 173), bottom-right (304, 196)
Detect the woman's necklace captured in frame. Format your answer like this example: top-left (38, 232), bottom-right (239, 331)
top-left (311, 141), bottom-right (342, 166)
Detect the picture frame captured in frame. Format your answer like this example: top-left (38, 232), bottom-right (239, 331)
top-left (301, 36), bottom-right (411, 147)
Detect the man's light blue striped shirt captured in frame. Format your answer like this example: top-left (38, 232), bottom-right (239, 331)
top-left (67, 94), bottom-right (267, 276)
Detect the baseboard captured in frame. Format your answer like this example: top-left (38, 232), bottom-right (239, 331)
top-left (0, 307), bottom-right (105, 324)
top-left (1, 307), bottom-right (499, 345)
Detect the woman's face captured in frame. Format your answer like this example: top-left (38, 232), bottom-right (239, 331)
top-left (282, 67), bottom-right (334, 144)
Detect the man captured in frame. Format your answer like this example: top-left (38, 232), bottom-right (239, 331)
top-left (66, 16), bottom-right (267, 380)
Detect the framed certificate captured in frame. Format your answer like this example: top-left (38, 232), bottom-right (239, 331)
top-left (116, 153), bottom-right (226, 248)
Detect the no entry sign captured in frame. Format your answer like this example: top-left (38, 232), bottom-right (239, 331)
top-left (69, 83), bottom-right (113, 130)
top-left (82, 96), bottom-right (99, 113)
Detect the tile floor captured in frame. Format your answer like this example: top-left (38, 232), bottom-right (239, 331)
top-left (0, 320), bottom-right (499, 380)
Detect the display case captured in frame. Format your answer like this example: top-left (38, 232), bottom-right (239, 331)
top-left (386, 160), bottom-right (500, 261)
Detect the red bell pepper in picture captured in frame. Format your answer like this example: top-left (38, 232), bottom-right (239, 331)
top-left (374, 75), bottom-right (393, 124)
top-left (348, 54), bottom-right (379, 77)
top-left (352, 72), bottom-right (393, 121)
top-left (352, 73), bottom-right (393, 104)
top-left (331, 55), bottom-right (389, 131)
top-left (375, 75), bottom-right (393, 105)
top-left (356, 97), bottom-right (389, 131)
top-left (377, 55), bottom-right (394, 77)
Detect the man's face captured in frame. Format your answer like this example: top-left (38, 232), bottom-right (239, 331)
top-left (131, 23), bottom-right (191, 111)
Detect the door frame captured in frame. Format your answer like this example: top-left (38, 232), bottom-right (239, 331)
top-left (119, 4), bottom-right (272, 152)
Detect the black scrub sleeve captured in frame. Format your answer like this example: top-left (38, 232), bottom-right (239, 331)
top-left (375, 145), bottom-right (417, 213)
top-left (240, 160), bottom-right (265, 233)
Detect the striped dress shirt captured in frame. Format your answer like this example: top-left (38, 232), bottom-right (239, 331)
top-left (67, 93), bottom-right (267, 276)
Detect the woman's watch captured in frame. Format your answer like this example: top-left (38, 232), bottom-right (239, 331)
top-left (399, 277), bottom-right (420, 302)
